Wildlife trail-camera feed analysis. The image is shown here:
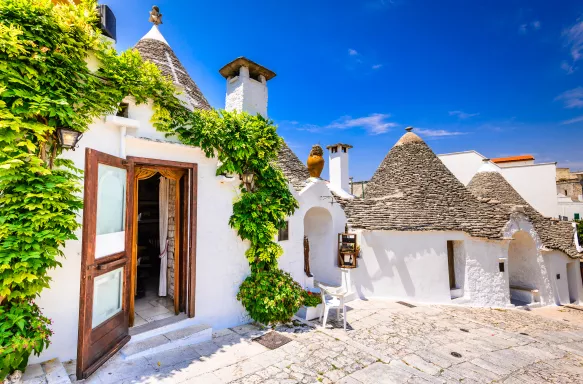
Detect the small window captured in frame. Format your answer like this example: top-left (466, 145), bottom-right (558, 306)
top-left (278, 221), bottom-right (289, 241)
top-left (575, 213), bottom-right (580, 220)
top-left (116, 102), bottom-right (129, 118)
top-left (499, 262), bottom-right (505, 273)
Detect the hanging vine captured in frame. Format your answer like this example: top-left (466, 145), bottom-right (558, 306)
top-left (1, 0), bottom-right (303, 377)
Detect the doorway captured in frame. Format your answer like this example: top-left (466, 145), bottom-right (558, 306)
top-left (133, 174), bottom-right (176, 327)
top-left (76, 151), bottom-right (197, 380)
top-left (567, 262), bottom-right (578, 304)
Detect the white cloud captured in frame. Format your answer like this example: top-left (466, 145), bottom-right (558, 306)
top-left (555, 87), bottom-right (583, 108)
top-left (415, 128), bottom-right (467, 137)
top-left (562, 19), bottom-right (583, 73)
top-left (372, 64), bottom-right (383, 69)
top-left (348, 48), bottom-right (358, 56)
top-left (448, 110), bottom-right (479, 119)
top-left (327, 113), bottom-right (397, 135)
top-left (561, 61), bottom-right (576, 74)
top-left (532, 20), bottom-right (541, 30)
top-left (519, 20), bottom-right (540, 34)
top-left (561, 115), bottom-right (583, 125)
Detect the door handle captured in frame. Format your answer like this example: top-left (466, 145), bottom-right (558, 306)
top-left (96, 257), bottom-right (128, 271)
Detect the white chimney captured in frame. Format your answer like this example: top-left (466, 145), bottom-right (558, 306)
top-left (219, 57), bottom-right (276, 117)
top-left (326, 143), bottom-right (353, 193)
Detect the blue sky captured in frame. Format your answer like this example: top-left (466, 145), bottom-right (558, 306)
top-left (108, 0), bottom-right (583, 181)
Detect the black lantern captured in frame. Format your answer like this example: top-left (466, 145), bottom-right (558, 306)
top-left (241, 172), bottom-right (255, 192)
top-left (56, 127), bottom-right (83, 150)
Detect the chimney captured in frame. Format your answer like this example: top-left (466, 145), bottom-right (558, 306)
top-left (219, 57), bottom-right (276, 117)
top-left (326, 143), bottom-right (353, 192)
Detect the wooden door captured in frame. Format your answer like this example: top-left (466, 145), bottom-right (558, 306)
top-left (77, 149), bottom-right (132, 379)
top-left (447, 241), bottom-right (456, 289)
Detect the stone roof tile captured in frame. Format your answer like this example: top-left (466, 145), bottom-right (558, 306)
top-left (276, 141), bottom-right (310, 191)
top-left (467, 171), bottom-right (581, 258)
top-left (342, 130), bottom-right (510, 238)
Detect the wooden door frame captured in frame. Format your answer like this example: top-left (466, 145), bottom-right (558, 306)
top-left (77, 149), bottom-right (132, 379)
top-left (127, 156), bottom-right (197, 325)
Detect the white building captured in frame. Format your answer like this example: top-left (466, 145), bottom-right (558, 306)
top-left (438, 151), bottom-right (558, 218)
top-left (28, 11), bottom-right (583, 380)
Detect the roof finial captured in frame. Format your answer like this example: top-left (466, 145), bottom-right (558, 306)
top-left (405, 126), bottom-right (414, 132)
top-left (149, 6), bottom-right (163, 25)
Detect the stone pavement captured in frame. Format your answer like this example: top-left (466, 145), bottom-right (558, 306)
top-left (69, 300), bottom-right (583, 383)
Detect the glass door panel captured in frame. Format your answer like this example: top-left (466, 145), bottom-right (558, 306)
top-left (92, 267), bottom-right (124, 328)
top-left (95, 164), bottom-right (127, 259)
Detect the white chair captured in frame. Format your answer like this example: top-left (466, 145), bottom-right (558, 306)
top-left (317, 269), bottom-right (351, 330)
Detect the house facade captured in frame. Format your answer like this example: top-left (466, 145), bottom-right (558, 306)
top-left (27, 9), bottom-right (583, 379)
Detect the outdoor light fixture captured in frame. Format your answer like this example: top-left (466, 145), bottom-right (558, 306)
top-left (242, 172), bottom-right (255, 192)
top-left (56, 127), bottom-right (83, 150)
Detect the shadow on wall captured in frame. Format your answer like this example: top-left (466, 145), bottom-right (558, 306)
top-left (352, 232), bottom-right (417, 299)
top-left (304, 207), bottom-right (337, 285)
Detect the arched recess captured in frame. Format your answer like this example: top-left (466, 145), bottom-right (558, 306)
top-left (304, 207), bottom-right (336, 285)
top-left (508, 230), bottom-right (540, 305)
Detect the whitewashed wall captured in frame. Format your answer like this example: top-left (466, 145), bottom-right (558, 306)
top-left (438, 151), bottom-right (558, 218)
top-left (31, 100), bottom-right (254, 363)
top-left (557, 197), bottom-right (583, 220)
top-left (279, 179), bottom-right (347, 289)
top-left (545, 250), bottom-right (582, 305)
top-left (350, 230), bottom-right (513, 307)
top-left (438, 151), bottom-right (485, 185)
top-left (501, 163), bottom-right (558, 219)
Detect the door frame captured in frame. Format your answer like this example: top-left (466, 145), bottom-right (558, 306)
top-left (127, 156), bottom-right (198, 324)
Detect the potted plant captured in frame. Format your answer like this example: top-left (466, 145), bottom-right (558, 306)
top-left (295, 289), bottom-right (323, 321)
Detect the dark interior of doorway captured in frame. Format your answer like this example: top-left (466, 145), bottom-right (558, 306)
top-left (133, 174), bottom-right (175, 328)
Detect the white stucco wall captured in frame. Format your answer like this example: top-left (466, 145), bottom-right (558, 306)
top-left (438, 151), bottom-right (485, 186)
top-left (501, 163), bottom-right (558, 218)
top-left (225, 66), bottom-right (268, 117)
top-left (328, 147), bottom-right (350, 193)
top-left (438, 151), bottom-right (558, 218)
top-left (558, 199), bottom-right (583, 220)
top-left (31, 100), bottom-right (257, 363)
top-left (545, 250), bottom-right (582, 305)
top-left (503, 214), bottom-right (554, 305)
top-left (278, 179), bottom-right (347, 289)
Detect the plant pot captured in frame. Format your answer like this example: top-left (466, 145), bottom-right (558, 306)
top-left (307, 145), bottom-right (324, 178)
top-left (296, 303), bottom-right (323, 321)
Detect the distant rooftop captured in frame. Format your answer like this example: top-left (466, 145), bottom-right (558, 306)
top-left (491, 155), bottom-right (534, 164)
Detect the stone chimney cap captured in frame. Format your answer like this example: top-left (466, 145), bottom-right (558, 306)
top-left (326, 143), bottom-right (353, 150)
top-left (219, 57), bottom-right (276, 81)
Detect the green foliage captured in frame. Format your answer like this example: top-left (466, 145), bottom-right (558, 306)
top-left (0, 0), bottom-right (179, 376)
top-left (163, 109), bottom-right (302, 324)
top-left (237, 269), bottom-right (304, 325)
top-left (302, 290), bottom-right (322, 307)
top-left (576, 220), bottom-right (583, 245)
top-left (0, 300), bottom-right (52, 379)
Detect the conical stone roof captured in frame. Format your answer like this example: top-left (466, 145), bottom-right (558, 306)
top-left (343, 130), bottom-right (510, 238)
top-left (276, 141), bottom-right (310, 191)
top-left (468, 164), bottom-right (581, 258)
top-left (134, 26), bottom-right (211, 110)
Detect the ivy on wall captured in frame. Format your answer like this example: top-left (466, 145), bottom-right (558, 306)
top-left (0, 0), bottom-right (179, 376)
top-left (1, 0), bottom-right (303, 377)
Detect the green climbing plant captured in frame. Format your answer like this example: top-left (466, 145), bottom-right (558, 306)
top-left (0, 0), bottom-right (180, 376)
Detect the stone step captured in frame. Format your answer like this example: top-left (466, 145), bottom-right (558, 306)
top-left (23, 358), bottom-right (71, 384)
top-left (120, 323), bottom-right (212, 361)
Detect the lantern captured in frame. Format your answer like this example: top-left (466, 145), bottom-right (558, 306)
top-left (56, 127), bottom-right (83, 150)
top-left (242, 172), bottom-right (255, 192)
top-left (338, 232), bottom-right (358, 268)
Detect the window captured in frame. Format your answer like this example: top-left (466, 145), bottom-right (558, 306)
top-left (499, 262), bottom-right (505, 273)
top-left (575, 213), bottom-right (580, 220)
top-left (278, 221), bottom-right (289, 241)
top-left (116, 102), bottom-right (129, 118)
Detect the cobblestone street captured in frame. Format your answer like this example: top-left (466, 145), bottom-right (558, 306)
top-left (69, 300), bottom-right (583, 383)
